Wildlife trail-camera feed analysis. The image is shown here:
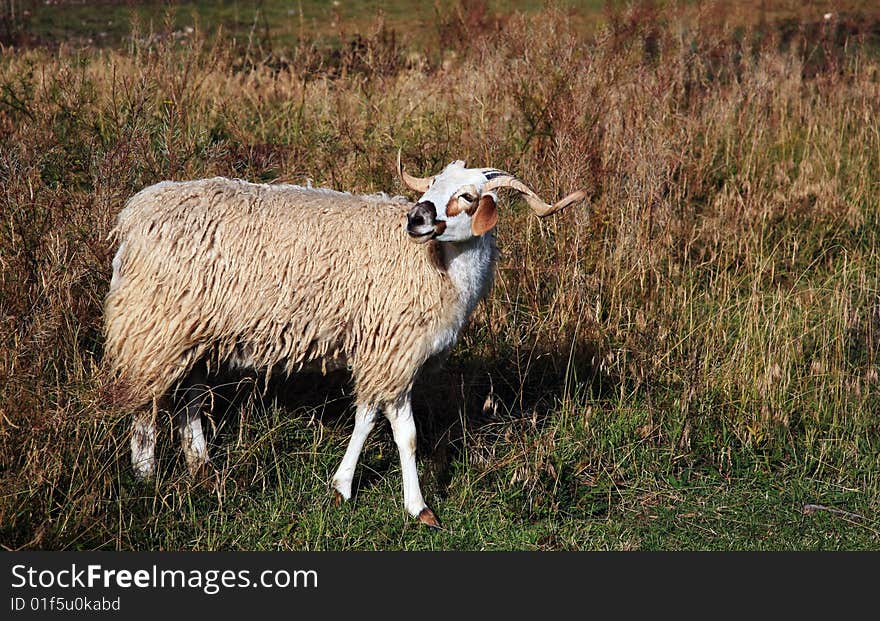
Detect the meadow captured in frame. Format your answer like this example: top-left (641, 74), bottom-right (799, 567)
top-left (1, 0), bottom-right (879, 550)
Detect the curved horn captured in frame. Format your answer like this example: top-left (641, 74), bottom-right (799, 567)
top-left (483, 174), bottom-right (587, 217)
top-left (397, 149), bottom-right (434, 193)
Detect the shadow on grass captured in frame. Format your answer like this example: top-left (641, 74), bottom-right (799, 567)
top-left (411, 340), bottom-right (618, 507)
top-left (162, 337), bottom-right (616, 509)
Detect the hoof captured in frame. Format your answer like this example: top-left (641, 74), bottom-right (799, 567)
top-left (189, 462), bottom-right (218, 491)
top-left (132, 456), bottom-right (156, 481)
top-left (418, 507), bottom-right (441, 529)
top-left (132, 467), bottom-right (155, 482)
top-left (333, 490), bottom-right (344, 507)
top-left (188, 462), bottom-right (208, 479)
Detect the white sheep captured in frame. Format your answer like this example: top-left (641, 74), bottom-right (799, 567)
top-left (103, 154), bottom-right (585, 527)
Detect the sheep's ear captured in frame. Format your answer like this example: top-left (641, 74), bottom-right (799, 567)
top-left (471, 194), bottom-right (498, 236)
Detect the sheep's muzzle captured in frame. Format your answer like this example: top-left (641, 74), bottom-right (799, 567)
top-left (407, 200), bottom-right (445, 243)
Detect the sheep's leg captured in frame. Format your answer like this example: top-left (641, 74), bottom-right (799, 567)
top-left (131, 403), bottom-right (157, 480)
top-left (385, 395), bottom-right (440, 528)
top-left (331, 403), bottom-right (378, 502)
top-left (176, 369), bottom-right (210, 475)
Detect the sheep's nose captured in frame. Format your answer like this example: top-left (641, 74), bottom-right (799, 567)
top-left (407, 201), bottom-right (439, 239)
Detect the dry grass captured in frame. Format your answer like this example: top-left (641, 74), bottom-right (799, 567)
top-left (1, 1), bottom-right (879, 549)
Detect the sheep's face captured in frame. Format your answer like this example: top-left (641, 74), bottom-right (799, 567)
top-left (399, 155), bottom-right (587, 244)
top-left (405, 161), bottom-right (499, 244)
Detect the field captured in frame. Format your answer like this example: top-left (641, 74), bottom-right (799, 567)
top-left (1, 0), bottom-right (879, 550)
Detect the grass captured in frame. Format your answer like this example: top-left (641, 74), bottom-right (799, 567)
top-left (1, 0), bottom-right (880, 550)
top-left (14, 0), bottom-right (609, 48)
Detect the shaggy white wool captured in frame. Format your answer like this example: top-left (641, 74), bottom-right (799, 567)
top-left (104, 177), bottom-right (494, 408)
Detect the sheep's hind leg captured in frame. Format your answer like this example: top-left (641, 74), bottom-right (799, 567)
top-left (385, 394), bottom-right (440, 528)
top-left (176, 369), bottom-right (211, 475)
top-left (331, 404), bottom-right (378, 503)
top-left (131, 403), bottom-right (157, 480)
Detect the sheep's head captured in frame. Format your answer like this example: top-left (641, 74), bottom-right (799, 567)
top-left (397, 152), bottom-right (587, 244)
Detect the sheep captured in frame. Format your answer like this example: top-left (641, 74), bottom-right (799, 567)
top-left (103, 154), bottom-right (586, 527)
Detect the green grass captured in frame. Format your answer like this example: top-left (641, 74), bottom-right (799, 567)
top-left (1, 0), bottom-right (879, 550)
top-left (21, 0), bottom-right (609, 48)
top-left (47, 388), bottom-right (878, 550)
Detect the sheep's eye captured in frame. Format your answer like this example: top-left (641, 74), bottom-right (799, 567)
top-left (459, 193), bottom-right (475, 202)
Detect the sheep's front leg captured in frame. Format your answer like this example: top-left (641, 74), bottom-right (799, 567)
top-left (331, 404), bottom-right (378, 502)
top-left (176, 371), bottom-right (210, 475)
top-left (131, 404), bottom-right (157, 479)
top-left (386, 395), bottom-right (440, 528)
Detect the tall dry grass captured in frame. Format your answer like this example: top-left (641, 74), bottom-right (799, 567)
top-left (1, 2), bottom-right (878, 548)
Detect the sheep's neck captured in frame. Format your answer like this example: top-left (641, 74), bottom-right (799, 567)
top-left (439, 232), bottom-right (496, 331)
